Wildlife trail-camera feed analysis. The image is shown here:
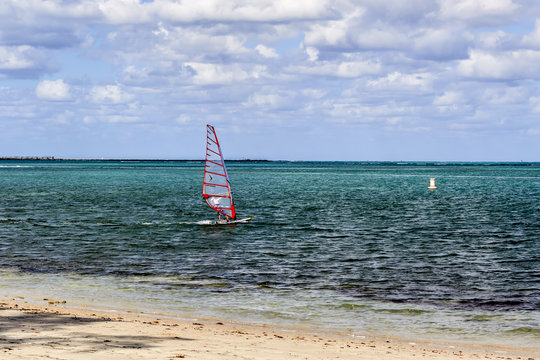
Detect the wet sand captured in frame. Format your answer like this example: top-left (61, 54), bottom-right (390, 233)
top-left (1, 297), bottom-right (538, 360)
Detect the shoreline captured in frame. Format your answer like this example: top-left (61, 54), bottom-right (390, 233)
top-left (1, 269), bottom-right (537, 349)
top-left (1, 296), bottom-right (538, 360)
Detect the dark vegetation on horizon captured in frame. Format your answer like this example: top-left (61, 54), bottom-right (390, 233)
top-left (0, 157), bottom-right (537, 166)
top-left (0, 157), bottom-right (269, 162)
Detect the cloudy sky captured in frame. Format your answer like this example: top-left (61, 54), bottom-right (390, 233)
top-left (1, 0), bottom-right (539, 161)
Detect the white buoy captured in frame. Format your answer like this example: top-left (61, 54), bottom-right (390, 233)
top-left (428, 178), bottom-right (437, 190)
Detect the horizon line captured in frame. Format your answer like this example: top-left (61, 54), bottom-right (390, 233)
top-left (0, 157), bottom-right (538, 164)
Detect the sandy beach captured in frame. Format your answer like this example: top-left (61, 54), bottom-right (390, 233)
top-left (1, 296), bottom-right (537, 360)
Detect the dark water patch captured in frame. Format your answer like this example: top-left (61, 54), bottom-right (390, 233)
top-left (457, 299), bottom-right (536, 311)
top-left (333, 303), bottom-right (370, 311)
top-left (467, 314), bottom-right (504, 322)
top-left (374, 308), bottom-right (430, 315)
top-left (505, 327), bottom-right (540, 336)
top-left (165, 281), bottom-right (233, 290)
top-left (319, 234), bottom-right (350, 239)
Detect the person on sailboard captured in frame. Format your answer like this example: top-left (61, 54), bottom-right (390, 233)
top-left (218, 214), bottom-right (231, 224)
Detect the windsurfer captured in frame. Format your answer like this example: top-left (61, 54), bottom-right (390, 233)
top-left (218, 214), bottom-right (231, 224)
top-left (203, 125), bottom-right (237, 224)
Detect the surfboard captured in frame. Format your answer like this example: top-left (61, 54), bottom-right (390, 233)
top-left (215, 217), bottom-right (255, 225)
top-left (196, 217), bottom-right (255, 226)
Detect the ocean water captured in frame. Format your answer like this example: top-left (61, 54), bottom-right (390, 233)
top-left (0, 160), bottom-right (538, 346)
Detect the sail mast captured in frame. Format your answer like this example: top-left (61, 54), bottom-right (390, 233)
top-left (202, 124), bottom-right (236, 219)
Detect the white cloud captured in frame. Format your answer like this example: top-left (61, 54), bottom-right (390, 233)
top-left (0, 0), bottom-right (100, 22)
top-left (483, 86), bottom-right (528, 104)
top-left (90, 85), bottom-right (134, 104)
top-left (438, 0), bottom-right (518, 25)
top-left (412, 28), bottom-right (470, 60)
top-left (302, 88), bottom-right (325, 99)
top-left (304, 11), bottom-right (354, 48)
top-left (35, 79), bottom-right (71, 101)
top-left (245, 93), bottom-right (283, 108)
top-left (185, 63), bottom-right (266, 85)
top-left (106, 115), bottom-right (140, 123)
top-left (51, 110), bottom-right (74, 124)
top-left (304, 8), bottom-right (408, 51)
top-left (352, 28), bottom-right (408, 51)
top-left (305, 46), bottom-right (319, 61)
top-left (242, 88), bottom-right (302, 111)
top-left (0, 46), bottom-right (35, 70)
top-left (96, 0), bottom-right (333, 24)
top-left (82, 116), bottom-right (95, 124)
top-left (152, 22), bottom-right (170, 38)
top-left (328, 102), bottom-right (420, 127)
top-left (98, 0), bottom-right (150, 24)
top-left (474, 30), bottom-right (514, 51)
top-left (335, 61), bottom-right (380, 77)
top-left (529, 96), bottom-right (540, 112)
top-left (288, 59), bottom-right (381, 78)
top-left (522, 18), bottom-right (540, 49)
top-left (176, 115), bottom-right (191, 124)
top-left (255, 44), bottom-right (279, 58)
top-left (82, 114), bottom-right (140, 124)
top-left (116, 26), bottom-right (250, 65)
top-left (457, 50), bottom-right (540, 80)
top-left (368, 72), bottom-right (434, 92)
top-left (153, 0), bottom-right (332, 23)
top-left (433, 91), bottom-right (462, 105)
top-left (304, 6), bottom-right (414, 52)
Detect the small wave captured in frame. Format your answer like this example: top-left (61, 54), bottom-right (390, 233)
top-left (95, 223), bottom-right (121, 227)
top-left (0, 165), bottom-right (33, 168)
top-left (196, 220), bottom-right (216, 225)
top-left (319, 234), bottom-right (350, 239)
top-left (0, 218), bottom-right (21, 224)
top-left (458, 299), bottom-right (527, 310)
top-left (165, 281), bottom-right (231, 289)
top-left (137, 220), bottom-right (219, 226)
top-left (333, 303), bottom-right (369, 310)
top-left (375, 308), bottom-right (430, 315)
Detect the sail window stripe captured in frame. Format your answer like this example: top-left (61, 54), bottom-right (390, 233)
top-left (206, 159), bottom-right (224, 167)
top-left (203, 182), bottom-right (229, 188)
top-left (205, 170), bottom-right (227, 177)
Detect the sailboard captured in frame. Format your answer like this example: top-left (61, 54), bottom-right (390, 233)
top-left (202, 124), bottom-right (252, 225)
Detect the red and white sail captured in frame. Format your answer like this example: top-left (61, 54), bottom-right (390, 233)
top-left (202, 124), bottom-right (236, 219)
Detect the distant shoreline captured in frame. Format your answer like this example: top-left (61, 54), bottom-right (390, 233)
top-left (0, 157), bottom-right (537, 165)
top-left (0, 157), bottom-right (270, 162)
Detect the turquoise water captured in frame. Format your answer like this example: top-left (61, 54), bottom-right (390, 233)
top-left (0, 160), bottom-right (538, 346)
